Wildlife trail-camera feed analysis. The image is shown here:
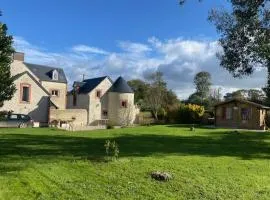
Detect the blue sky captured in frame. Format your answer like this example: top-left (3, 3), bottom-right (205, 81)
top-left (1, 0), bottom-right (266, 98)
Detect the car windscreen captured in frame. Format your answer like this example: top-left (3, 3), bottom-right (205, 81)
top-left (20, 115), bottom-right (30, 120)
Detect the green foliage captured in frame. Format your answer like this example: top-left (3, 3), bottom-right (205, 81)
top-left (106, 121), bottom-right (115, 129)
top-left (0, 110), bottom-right (12, 120)
top-left (224, 89), bottom-right (266, 105)
top-left (127, 79), bottom-right (149, 110)
top-left (127, 72), bottom-right (180, 120)
top-left (104, 140), bottom-right (119, 161)
top-left (194, 71), bottom-right (211, 101)
top-left (208, 1), bottom-right (270, 101)
top-left (0, 15), bottom-right (16, 106)
top-left (167, 103), bottom-right (205, 124)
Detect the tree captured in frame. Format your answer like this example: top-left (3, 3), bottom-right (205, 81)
top-left (224, 89), bottom-right (266, 104)
top-left (194, 71), bottom-right (212, 103)
top-left (208, 1), bottom-right (270, 102)
top-left (0, 12), bottom-right (16, 107)
top-left (127, 79), bottom-right (149, 110)
top-left (119, 103), bottom-right (135, 126)
top-left (145, 72), bottom-right (167, 121)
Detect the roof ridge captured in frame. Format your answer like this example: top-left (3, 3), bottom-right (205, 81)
top-left (24, 62), bottom-right (63, 70)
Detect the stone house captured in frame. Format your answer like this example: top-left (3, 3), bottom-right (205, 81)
top-left (0, 52), bottom-right (67, 125)
top-left (67, 76), bottom-right (139, 126)
top-left (215, 99), bottom-right (270, 130)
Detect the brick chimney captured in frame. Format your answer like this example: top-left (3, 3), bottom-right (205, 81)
top-left (13, 52), bottom-right (24, 62)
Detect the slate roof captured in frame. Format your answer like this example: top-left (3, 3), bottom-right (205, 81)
top-left (108, 76), bottom-right (134, 93)
top-left (74, 76), bottom-right (112, 94)
top-left (24, 63), bottom-right (67, 83)
top-left (13, 71), bottom-right (50, 95)
top-left (215, 98), bottom-right (270, 110)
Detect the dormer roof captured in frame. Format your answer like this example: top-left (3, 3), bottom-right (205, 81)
top-left (25, 63), bottom-right (67, 83)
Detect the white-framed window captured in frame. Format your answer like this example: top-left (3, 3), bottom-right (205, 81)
top-left (20, 83), bottom-right (31, 103)
top-left (51, 90), bottom-right (60, 97)
top-left (52, 70), bottom-right (59, 80)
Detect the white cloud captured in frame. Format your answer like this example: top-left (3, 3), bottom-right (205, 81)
top-left (118, 41), bottom-right (152, 54)
top-left (13, 36), bottom-right (267, 99)
top-left (72, 45), bottom-right (109, 55)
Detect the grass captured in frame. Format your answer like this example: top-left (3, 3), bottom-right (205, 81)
top-left (0, 125), bottom-right (270, 199)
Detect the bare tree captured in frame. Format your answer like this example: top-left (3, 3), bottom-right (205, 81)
top-left (145, 72), bottom-right (167, 121)
top-left (119, 103), bottom-right (134, 126)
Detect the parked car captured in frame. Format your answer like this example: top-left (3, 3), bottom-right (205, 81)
top-left (0, 114), bottom-right (33, 128)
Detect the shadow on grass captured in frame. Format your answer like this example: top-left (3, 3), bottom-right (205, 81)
top-left (0, 129), bottom-right (270, 173)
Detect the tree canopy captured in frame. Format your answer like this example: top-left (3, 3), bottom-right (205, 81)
top-left (0, 11), bottom-right (16, 107)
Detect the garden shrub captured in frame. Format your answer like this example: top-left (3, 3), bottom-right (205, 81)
top-left (166, 104), bottom-right (205, 124)
top-left (106, 121), bottom-right (115, 129)
top-left (104, 140), bottom-right (119, 161)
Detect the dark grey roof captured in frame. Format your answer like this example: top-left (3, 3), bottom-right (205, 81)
top-left (108, 76), bottom-right (134, 93)
top-left (215, 98), bottom-right (270, 109)
top-left (13, 71), bottom-right (50, 95)
top-left (74, 76), bottom-right (112, 94)
top-left (24, 62), bottom-right (67, 83)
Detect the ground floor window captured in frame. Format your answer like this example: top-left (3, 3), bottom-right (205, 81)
top-left (20, 83), bottom-right (31, 103)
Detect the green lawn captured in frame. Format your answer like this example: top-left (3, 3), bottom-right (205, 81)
top-left (0, 125), bottom-right (270, 200)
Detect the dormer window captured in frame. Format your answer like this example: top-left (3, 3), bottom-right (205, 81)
top-left (52, 70), bottom-right (59, 81)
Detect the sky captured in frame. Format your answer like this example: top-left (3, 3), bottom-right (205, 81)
top-left (1, 0), bottom-right (267, 99)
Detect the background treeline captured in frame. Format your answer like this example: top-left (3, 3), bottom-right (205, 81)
top-left (128, 71), bottom-right (268, 125)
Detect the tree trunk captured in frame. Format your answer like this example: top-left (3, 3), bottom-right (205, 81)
top-left (153, 111), bottom-right (158, 121)
top-left (263, 62), bottom-right (270, 105)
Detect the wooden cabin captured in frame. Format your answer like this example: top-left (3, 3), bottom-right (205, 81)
top-left (214, 99), bottom-right (270, 130)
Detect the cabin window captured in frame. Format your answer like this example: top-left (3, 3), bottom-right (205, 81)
top-left (52, 70), bottom-right (59, 80)
top-left (241, 108), bottom-right (251, 120)
top-left (20, 84), bottom-right (31, 103)
top-left (121, 100), bottom-right (128, 108)
top-left (225, 107), bottom-right (232, 120)
top-left (96, 90), bottom-right (102, 98)
top-left (51, 90), bottom-right (59, 97)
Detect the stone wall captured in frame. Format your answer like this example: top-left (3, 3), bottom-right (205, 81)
top-left (0, 73), bottom-right (49, 123)
top-left (41, 81), bottom-right (67, 109)
top-left (88, 78), bottom-right (112, 124)
top-left (49, 108), bottom-right (88, 126)
top-left (108, 92), bottom-right (138, 125)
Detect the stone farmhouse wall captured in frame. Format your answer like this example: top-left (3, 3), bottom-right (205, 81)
top-left (49, 108), bottom-right (88, 126)
top-left (0, 73), bottom-right (49, 123)
top-left (42, 81), bottom-right (67, 109)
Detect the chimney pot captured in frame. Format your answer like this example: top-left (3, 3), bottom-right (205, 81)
top-left (13, 52), bottom-right (24, 62)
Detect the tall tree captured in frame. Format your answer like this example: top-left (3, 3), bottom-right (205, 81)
top-left (127, 79), bottom-right (149, 109)
top-left (0, 11), bottom-right (16, 107)
top-left (208, 1), bottom-right (270, 102)
top-left (224, 89), bottom-right (266, 104)
top-left (145, 72), bottom-right (167, 120)
top-left (194, 71), bottom-right (212, 103)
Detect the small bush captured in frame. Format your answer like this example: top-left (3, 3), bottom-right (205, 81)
top-left (104, 140), bottom-right (119, 161)
top-left (106, 121), bottom-right (115, 129)
top-left (166, 104), bottom-right (205, 124)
